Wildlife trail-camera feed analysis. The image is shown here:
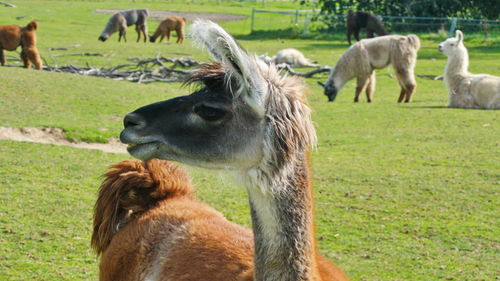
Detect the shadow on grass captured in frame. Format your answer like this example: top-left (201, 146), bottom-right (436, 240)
top-left (409, 105), bottom-right (498, 110)
top-left (235, 29), bottom-right (349, 42)
top-left (235, 28), bottom-right (302, 40)
top-left (408, 105), bottom-right (449, 109)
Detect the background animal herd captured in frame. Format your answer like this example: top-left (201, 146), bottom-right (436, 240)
top-left (1, 8), bottom-right (497, 109)
top-left (0, 1), bottom-right (498, 280)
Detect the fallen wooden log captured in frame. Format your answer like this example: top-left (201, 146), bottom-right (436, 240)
top-left (276, 63), bottom-right (332, 78)
top-left (53, 52), bottom-right (105, 57)
top-left (0, 1), bottom-right (16, 8)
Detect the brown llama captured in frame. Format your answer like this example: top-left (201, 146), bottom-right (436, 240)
top-left (0, 21), bottom-right (42, 70)
top-left (93, 159), bottom-right (347, 281)
top-left (347, 10), bottom-right (388, 45)
top-left (120, 20), bottom-right (349, 281)
top-left (150, 16), bottom-right (186, 44)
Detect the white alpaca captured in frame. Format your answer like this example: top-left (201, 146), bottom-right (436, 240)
top-left (438, 30), bottom-right (500, 109)
top-left (260, 48), bottom-right (318, 68)
top-left (319, 34), bottom-right (420, 103)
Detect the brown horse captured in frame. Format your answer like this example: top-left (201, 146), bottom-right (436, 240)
top-left (346, 10), bottom-right (388, 45)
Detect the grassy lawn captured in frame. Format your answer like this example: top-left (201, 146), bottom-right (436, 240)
top-left (1, 1), bottom-right (499, 280)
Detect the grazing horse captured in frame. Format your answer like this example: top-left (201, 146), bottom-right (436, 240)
top-left (98, 9), bottom-right (149, 42)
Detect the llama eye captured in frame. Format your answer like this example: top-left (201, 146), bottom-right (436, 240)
top-left (194, 105), bottom-right (227, 121)
top-left (450, 43), bottom-right (454, 46)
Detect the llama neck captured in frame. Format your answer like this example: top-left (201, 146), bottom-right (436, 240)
top-left (445, 47), bottom-right (469, 77)
top-left (242, 151), bottom-right (319, 281)
top-left (331, 61), bottom-right (353, 92)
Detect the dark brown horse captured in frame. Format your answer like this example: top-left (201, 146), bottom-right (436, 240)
top-left (346, 10), bottom-right (388, 45)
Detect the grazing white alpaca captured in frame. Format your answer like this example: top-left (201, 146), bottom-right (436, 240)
top-left (260, 48), bottom-right (319, 68)
top-left (318, 35), bottom-right (420, 103)
top-left (438, 30), bottom-right (500, 109)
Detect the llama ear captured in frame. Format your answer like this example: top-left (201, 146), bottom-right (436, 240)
top-left (455, 30), bottom-right (463, 43)
top-left (189, 20), bottom-right (266, 113)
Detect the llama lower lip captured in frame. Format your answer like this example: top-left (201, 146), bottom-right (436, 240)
top-left (126, 142), bottom-right (160, 160)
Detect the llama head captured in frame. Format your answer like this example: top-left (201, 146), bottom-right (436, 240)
top-left (438, 30), bottom-right (464, 56)
top-left (120, 20), bottom-right (315, 171)
top-left (98, 34), bottom-right (109, 42)
top-left (120, 20), bottom-right (270, 170)
top-left (317, 79), bottom-right (338, 102)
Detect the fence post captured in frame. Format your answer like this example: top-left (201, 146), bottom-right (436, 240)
top-left (295, 10), bottom-right (299, 25)
top-left (251, 8), bottom-right (255, 34)
top-left (303, 13), bottom-right (310, 35)
top-left (448, 17), bottom-right (457, 36)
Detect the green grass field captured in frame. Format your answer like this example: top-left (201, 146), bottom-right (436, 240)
top-left (1, 1), bottom-right (499, 280)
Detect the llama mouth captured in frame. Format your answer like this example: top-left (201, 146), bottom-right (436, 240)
top-left (125, 142), bottom-right (161, 160)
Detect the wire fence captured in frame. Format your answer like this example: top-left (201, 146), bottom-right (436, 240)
top-left (250, 9), bottom-right (500, 37)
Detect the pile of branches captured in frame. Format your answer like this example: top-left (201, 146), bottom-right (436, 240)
top-left (7, 50), bottom-right (331, 83)
top-left (275, 63), bottom-right (331, 78)
top-left (40, 58), bottom-right (330, 83)
top-left (42, 55), bottom-right (200, 83)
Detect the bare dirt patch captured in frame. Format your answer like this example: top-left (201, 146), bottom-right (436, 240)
top-left (94, 9), bottom-right (247, 22)
top-left (0, 127), bottom-right (127, 154)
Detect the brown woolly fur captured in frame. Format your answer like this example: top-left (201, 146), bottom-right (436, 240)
top-left (93, 159), bottom-right (254, 281)
top-left (91, 160), bottom-right (193, 255)
top-left (150, 16), bottom-right (186, 44)
top-left (93, 159), bottom-right (348, 280)
top-left (0, 21), bottom-right (42, 70)
top-left (184, 62), bottom-right (226, 86)
top-left (347, 10), bottom-right (388, 45)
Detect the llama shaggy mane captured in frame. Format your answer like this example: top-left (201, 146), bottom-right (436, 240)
top-left (93, 159), bottom-right (255, 281)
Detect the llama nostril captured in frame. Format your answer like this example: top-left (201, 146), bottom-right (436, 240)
top-left (123, 113), bottom-right (146, 128)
